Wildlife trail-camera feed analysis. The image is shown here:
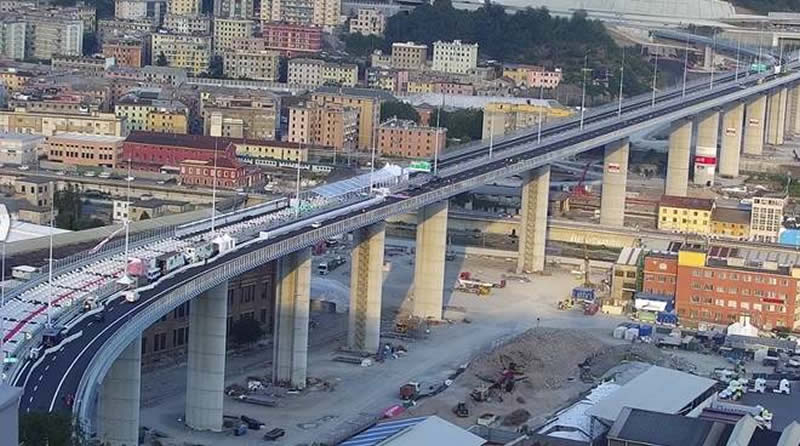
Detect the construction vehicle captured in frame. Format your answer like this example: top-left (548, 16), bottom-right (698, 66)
top-left (453, 402), bottom-right (469, 418)
top-left (455, 272), bottom-right (506, 295)
top-left (470, 384), bottom-right (491, 402)
top-left (558, 299), bottom-right (574, 310)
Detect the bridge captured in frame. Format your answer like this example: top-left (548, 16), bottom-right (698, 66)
top-left (3, 61), bottom-right (800, 445)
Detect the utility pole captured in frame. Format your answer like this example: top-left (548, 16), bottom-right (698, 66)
top-left (580, 54), bottom-right (589, 130)
top-left (651, 51), bottom-right (659, 107)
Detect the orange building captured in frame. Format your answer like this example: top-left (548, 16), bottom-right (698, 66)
top-left (102, 38), bottom-right (148, 68)
top-left (45, 133), bottom-right (125, 168)
top-left (377, 117), bottom-right (446, 158)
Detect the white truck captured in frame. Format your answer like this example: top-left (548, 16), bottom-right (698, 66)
top-left (156, 251), bottom-right (186, 276)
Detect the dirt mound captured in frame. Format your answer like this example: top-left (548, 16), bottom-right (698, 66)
top-left (583, 343), bottom-right (697, 379)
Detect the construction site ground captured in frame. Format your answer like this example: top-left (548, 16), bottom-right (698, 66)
top-left (137, 247), bottom-right (726, 445)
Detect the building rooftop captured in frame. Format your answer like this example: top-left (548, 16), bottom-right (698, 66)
top-left (711, 206), bottom-right (751, 225)
top-left (0, 132), bottom-right (45, 144)
top-left (125, 131), bottom-right (233, 151)
top-left (14, 176), bottom-right (53, 185)
top-left (47, 133), bottom-right (126, 144)
top-left (608, 407), bottom-right (730, 446)
top-left (314, 85), bottom-right (395, 102)
top-left (586, 366), bottom-right (717, 422)
top-left (340, 416), bottom-right (485, 446)
top-left (659, 195), bottom-right (715, 211)
top-left (379, 117), bottom-right (444, 131)
top-left (130, 198), bottom-right (188, 209)
top-left (289, 58), bottom-right (357, 68)
top-left (6, 220), bottom-right (70, 243)
top-left (402, 93), bottom-right (562, 110)
top-left (616, 247), bottom-right (643, 266)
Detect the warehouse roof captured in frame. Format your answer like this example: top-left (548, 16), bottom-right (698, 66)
top-left (125, 131), bottom-right (233, 151)
top-left (607, 407), bottom-right (729, 446)
top-left (340, 416), bottom-right (485, 446)
top-left (314, 86), bottom-right (395, 101)
top-left (586, 366), bottom-right (716, 422)
top-left (711, 206), bottom-right (751, 225)
top-left (659, 195), bottom-right (714, 211)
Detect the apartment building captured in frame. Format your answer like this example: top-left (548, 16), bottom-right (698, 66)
top-left (232, 139), bottom-right (308, 162)
top-left (180, 156), bottom-right (262, 189)
top-left (657, 195), bottom-right (715, 235)
top-left (288, 102), bottom-right (359, 151)
top-left (502, 64), bottom-right (563, 89)
top-left (122, 131), bottom-right (237, 171)
top-left (482, 100), bottom-right (574, 139)
top-left (261, 0), bottom-right (340, 30)
top-left (750, 196), bottom-right (785, 243)
top-left (609, 247), bottom-right (644, 308)
top-left (642, 250), bottom-right (679, 297)
top-left (102, 38), bottom-right (149, 68)
top-left (709, 206), bottom-right (751, 241)
top-left (167, 0), bottom-right (201, 16)
top-left (114, 0), bottom-right (167, 23)
top-left (287, 58), bottom-right (358, 87)
top-left (141, 262), bottom-right (275, 366)
top-left (0, 108), bottom-right (128, 137)
top-left (202, 91), bottom-right (279, 139)
top-left (675, 244), bottom-right (800, 330)
top-left (0, 20), bottom-right (26, 60)
top-left (14, 176), bottom-right (53, 209)
top-left (213, 0), bottom-right (253, 18)
top-left (97, 18), bottom-right (158, 43)
top-left (391, 41), bottom-right (427, 70)
top-left (310, 86), bottom-right (392, 150)
top-left (115, 91), bottom-right (189, 133)
top-left (213, 18), bottom-right (255, 52)
top-left (222, 50), bottom-right (280, 80)
top-left (349, 8), bottom-right (384, 36)
top-left (0, 68), bottom-right (34, 92)
top-left (370, 49), bottom-right (391, 69)
top-left (105, 64), bottom-right (188, 86)
top-left (377, 117), bottom-right (446, 158)
top-left (51, 55), bottom-right (116, 76)
top-left (151, 32), bottom-right (212, 75)
top-left (45, 133), bottom-right (125, 168)
top-left (0, 132), bottom-right (41, 166)
top-left (162, 14), bottom-right (211, 34)
top-left (253, 23), bottom-right (322, 56)
top-left (432, 40), bottom-right (478, 74)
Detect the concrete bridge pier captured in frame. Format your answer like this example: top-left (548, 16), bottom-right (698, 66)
top-left (599, 138), bottom-right (629, 227)
top-left (719, 102), bottom-right (744, 178)
top-left (789, 85), bottom-right (800, 136)
top-left (186, 281), bottom-right (228, 431)
top-left (743, 95), bottom-right (766, 156)
top-left (517, 166), bottom-right (550, 274)
top-left (97, 336), bottom-right (142, 446)
top-left (693, 111), bottom-right (720, 187)
top-left (665, 119), bottom-right (693, 197)
top-left (412, 201), bottom-right (448, 320)
top-left (273, 248), bottom-right (311, 389)
top-left (348, 222), bottom-right (385, 353)
top-left (766, 89), bottom-right (787, 146)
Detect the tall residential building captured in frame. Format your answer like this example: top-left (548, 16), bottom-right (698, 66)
top-left (310, 86), bottom-right (392, 150)
top-left (102, 38), bottom-right (149, 68)
top-left (213, 18), bottom-right (254, 52)
top-left (115, 0), bottom-right (167, 23)
top-left (287, 58), bottom-right (358, 87)
top-left (223, 50), bottom-right (280, 80)
top-left (349, 8), bottom-right (384, 36)
top-left (162, 14), bottom-right (211, 34)
top-left (750, 196), bottom-right (785, 243)
top-left (115, 91), bottom-right (189, 133)
top-left (202, 91), bottom-right (280, 139)
top-left (26, 18), bottom-right (84, 60)
top-left (0, 20), bottom-right (26, 60)
top-left (288, 102), bottom-right (359, 151)
top-left (261, 0), bottom-right (339, 29)
top-left (377, 117), bottom-right (446, 158)
top-left (0, 108), bottom-right (128, 137)
top-left (213, 0), bottom-right (253, 18)
top-left (167, 0), bottom-right (201, 16)
top-left (244, 23), bottom-right (322, 56)
top-left (391, 41), bottom-right (427, 70)
top-left (432, 40), bottom-right (478, 74)
top-left (311, 0), bottom-right (340, 30)
top-left (151, 32), bottom-right (212, 75)
top-left (482, 100), bottom-right (574, 139)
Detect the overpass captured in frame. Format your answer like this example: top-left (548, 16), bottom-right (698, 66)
top-left (4, 61), bottom-right (800, 444)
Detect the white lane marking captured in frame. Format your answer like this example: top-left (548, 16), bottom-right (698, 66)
top-left (38, 374), bottom-right (42, 382)
top-left (33, 385), bottom-right (37, 392)
top-left (28, 396), bottom-right (33, 403)
top-left (45, 365), bottom-right (50, 371)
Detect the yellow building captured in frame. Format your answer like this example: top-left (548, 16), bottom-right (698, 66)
top-left (0, 108), bottom-right (128, 137)
top-left (115, 95), bottom-right (189, 133)
top-left (482, 101), bottom-right (574, 139)
top-left (151, 33), bottom-right (211, 75)
top-left (213, 18), bottom-right (255, 52)
top-left (232, 139), bottom-right (309, 162)
top-left (710, 207), bottom-right (751, 240)
top-left (406, 80), bottom-right (434, 93)
top-left (287, 58), bottom-right (358, 87)
top-left (0, 69), bottom-right (34, 92)
top-left (310, 86), bottom-right (392, 150)
top-left (147, 110), bottom-right (189, 134)
top-left (657, 195), bottom-right (715, 235)
top-left (223, 50), bottom-right (280, 80)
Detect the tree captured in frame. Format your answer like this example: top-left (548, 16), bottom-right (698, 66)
top-left (230, 317), bottom-right (264, 345)
top-left (20, 412), bottom-right (74, 446)
top-left (54, 185), bottom-right (107, 230)
top-left (155, 52), bottom-right (168, 66)
top-left (380, 100), bottom-right (420, 123)
top-left (438, 108), bottom-right (483, 144)
top-left (343, 33), bottom-right (386, 58)
top-left (208, 55), bottom-right (224, 78)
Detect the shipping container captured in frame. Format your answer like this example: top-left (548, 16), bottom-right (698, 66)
top-left (571, 287), bottom-right (595, 302)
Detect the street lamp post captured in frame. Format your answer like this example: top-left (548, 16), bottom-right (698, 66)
top-left (580, 55), bottom-right (589, 130)
top-left (682, 37), bottom-right (689, 97)
top-left (618, 46), bottom-right (625, 117)
top-left (538, 83), bottom-right (545, 142)
top-left (651, 51), bottom-right (659, 107)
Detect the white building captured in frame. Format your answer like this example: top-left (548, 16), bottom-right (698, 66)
top-left (0, 20), bottom-right (26, 60)
top-left (114, 0), bottom-right (167, 22)
top-left (113, 199), bottom-right (130, 223)
top-left (349, 8), bottom-right (384, 36)
top-left (287, 58), bottom-right (358, 87)
top-left (750, 196), bottom-right (785, 243)
top-left (432, 39), bottom-right (478, 74)
top-left (0, 132), bottom-right (42, 166)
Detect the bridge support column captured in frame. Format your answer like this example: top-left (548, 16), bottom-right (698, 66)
top-left (98, 336), bottom-right (141, 446)
top-left (517, 166), bottom-right (550, 274)
top-left (693, 111), bottom-right (719, 187)
top-left (600, 138), bottom-right (628, 227)
top-left (273, 248), bottom-right (311, 388)
top-left (719, 102), bottom-right (744, 178)
top-left (766, 89), bottom-right (786, 146)
top-left (348, 222), bottom-right (385, 353)
top-left (412, 201), bottom-right (448, 319)
top-left (789, 85), bottom-right (800, 136)
top-left (665, 119), bottom-right (693, 197)
top-left (743, 94), bottom-right (766, 156)
top-left (185, 281), bottom-right (228, 432)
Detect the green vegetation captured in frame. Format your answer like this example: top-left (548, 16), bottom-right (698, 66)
top-left (54, 186), bottom-right (105, 231)
top-left (437, 108), bottom-right (483, 144)
top-left (230, 317), bottom-right (265, 345)
top-left (380, 101), bottom-right (420, 123)
top-left (155, 52), bottom-right (168, 66)
top-left (343, 33), bottom-right (386, 58)
top-left (20, 412), bottom-right (75, 446)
